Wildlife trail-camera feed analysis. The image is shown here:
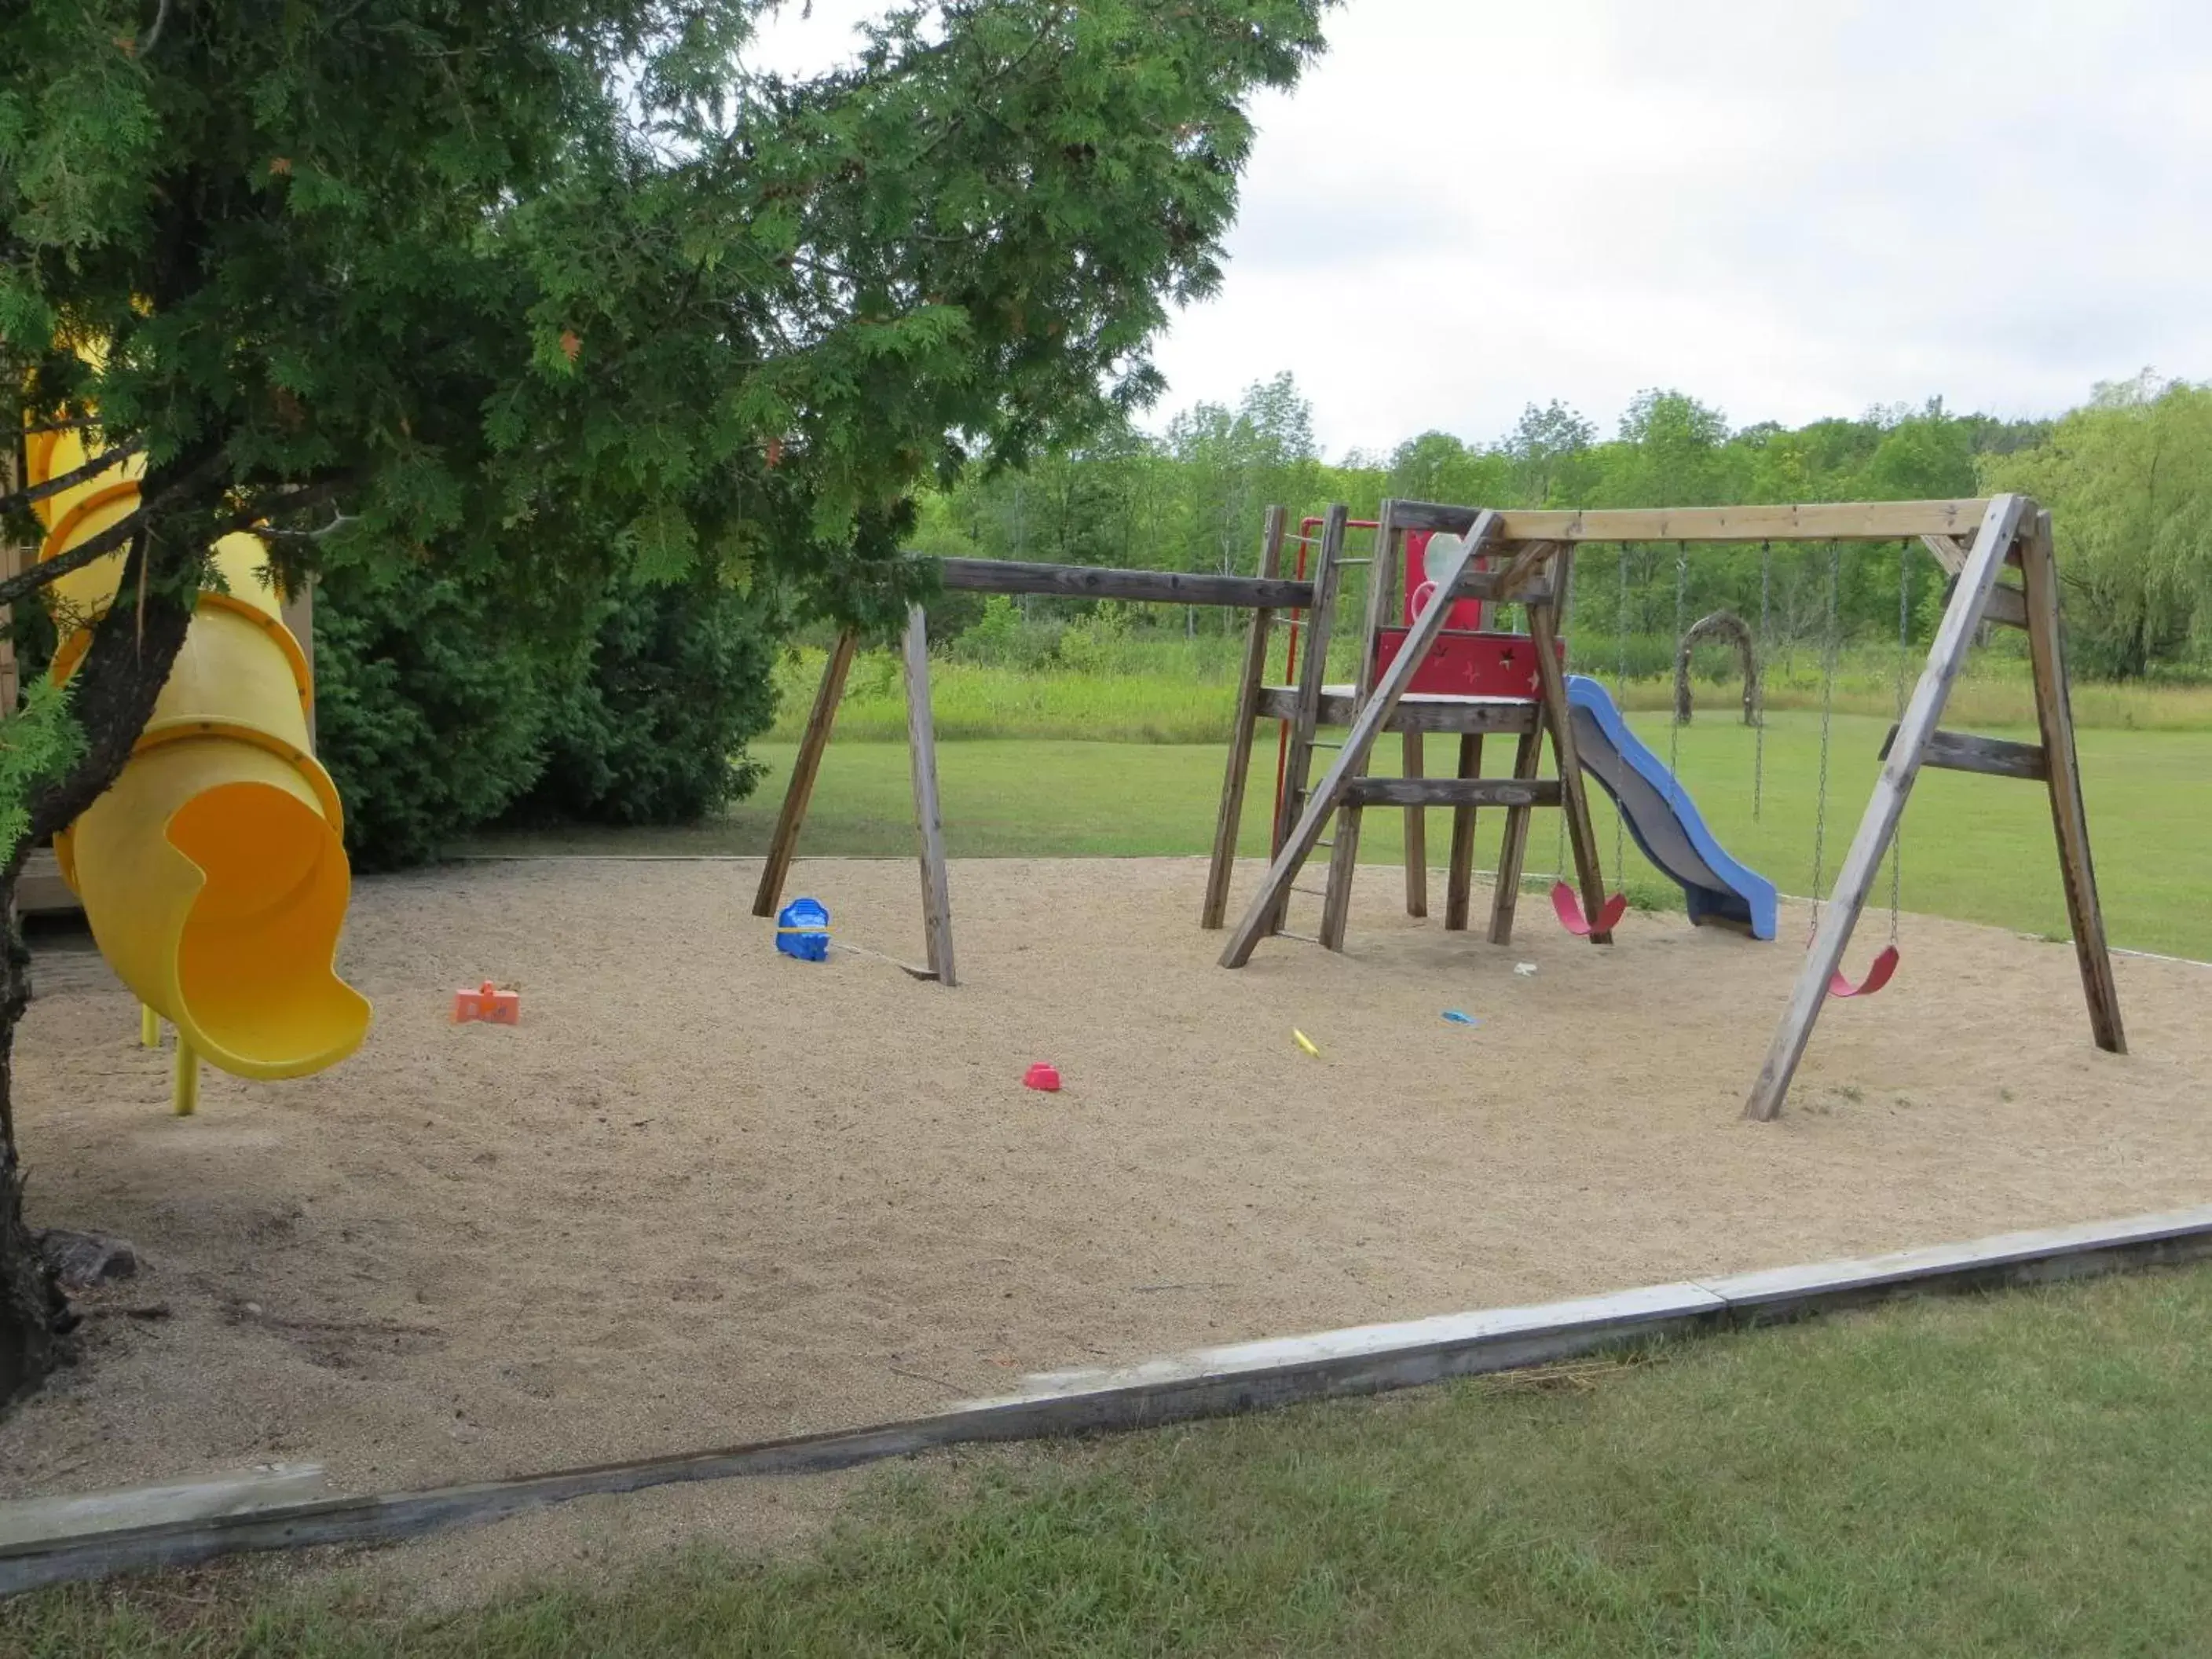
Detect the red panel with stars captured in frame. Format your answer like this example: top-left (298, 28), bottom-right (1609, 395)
top-left (1372, 628), bottom-right (1566, 700)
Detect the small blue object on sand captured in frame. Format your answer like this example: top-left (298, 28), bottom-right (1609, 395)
top-left (775, 896), bottom-right (832, 962)
top-left (1441, 1010), bottom-right (1479, 1027)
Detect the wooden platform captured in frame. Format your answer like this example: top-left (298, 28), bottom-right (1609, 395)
top-left (18, 848), bottom-right (77, 917)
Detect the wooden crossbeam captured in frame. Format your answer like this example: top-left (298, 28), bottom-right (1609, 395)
top-left (1251, 687), bottom-right (1541, 734)
top-left (1922, 535), bottom-right (2028, 629)
top-left (1745, 493), bottom-right (2030, 1121)
top-left (1221, 513), bottom-right (1499, 967)
top-left (1341, 777), bottom-right (1562, 808)
top-left (1879, 725), bottom-right (2049, 782)
top-left (938, 557), bottom-right (1311, 610)
top-left (1384, 500), bottom-right (1990, 543)
top-left (1448, 572), bottom-right (1555, 606)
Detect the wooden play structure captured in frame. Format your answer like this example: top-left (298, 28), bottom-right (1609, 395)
top-left (753, 493), bottom-right (2124, 1119)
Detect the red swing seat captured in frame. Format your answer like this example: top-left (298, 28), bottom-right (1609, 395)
top-left (1551, 881), bottom-right (1628, 938)
top-left (1827, 943), bottom-right (1900, 998)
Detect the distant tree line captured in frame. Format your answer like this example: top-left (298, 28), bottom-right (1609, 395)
top-left (913, 372), bottom-right (2212, 679)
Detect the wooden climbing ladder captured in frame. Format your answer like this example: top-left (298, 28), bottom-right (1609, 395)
top-left (1206, 500), bottom-right (1613, 965)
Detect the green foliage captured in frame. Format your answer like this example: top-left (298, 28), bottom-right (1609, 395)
top-left (0, 679), bottom-right (81, 866)
top-left (512, 573), bottom-right (778, 827)
top-left (2, 0), bottom-right (1339, 716)
top-left (312, 569), bottom-right (554, 873)
top-left (1983, 374), bottom-right (2212, 678)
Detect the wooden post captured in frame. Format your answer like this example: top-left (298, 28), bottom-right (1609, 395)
top-left (1221, 512), bottom-right (1498, 968)
top-left (751, 628), bottom-right (859, 919)
top-left (2018, 508), bottom-right (2126, 1054)
top-left (1524, 548), bottom-right (1610, 945)
top-left (1318, 505), bottom-right (1402, 950)
top-left (1744, 493), bottom-right (2031, 1121)
top-left (1401, 732), bottom-right (1428, 918)
top-left (1202, 507), bottom-right (1287, 929)
top-left (0, 441), bottom-right (20, 716)
top-left (1486, 727), bottom-right (1544, 943)
top-left (900, 606), bottom-right (956, 988)
top-left (1270, 505), bottom-right (1350, 933)
top-left (1444, 732), bottom-right (1484, 929)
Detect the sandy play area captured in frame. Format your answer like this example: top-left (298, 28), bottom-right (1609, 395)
top-left (4, 853), bottom-right (2210, 1584)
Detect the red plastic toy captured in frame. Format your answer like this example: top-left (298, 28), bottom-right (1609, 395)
top-left (1023, 1062), bottom-right (1062, 1092)
top-left (453, 981), bottom-right (521, 1024)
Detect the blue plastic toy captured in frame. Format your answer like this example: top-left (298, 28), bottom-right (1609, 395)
top-left (775, 896), bottom-right (832, 962)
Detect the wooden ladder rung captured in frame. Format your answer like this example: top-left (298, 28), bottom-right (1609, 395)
top-left (1341, 777), bottom-right (1564, 808)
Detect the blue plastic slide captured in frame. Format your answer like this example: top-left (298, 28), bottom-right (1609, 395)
top-left (1564, 674), bottom-right (1778, 939)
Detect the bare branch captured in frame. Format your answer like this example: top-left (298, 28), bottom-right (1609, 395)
top-left (0, 450), bottom-right (230, 612)
top-left (139, 0), bottom-right (173, 54)
top-left (0, 439), bottom-right (145, 520)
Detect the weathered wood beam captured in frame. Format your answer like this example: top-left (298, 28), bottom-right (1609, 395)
top-left (2019, 507), bottom-right (2126, 1055)
top-left (1341, 777), bottom-right (1562, 808)
top-left (1496, 501), bottom-right (1990, 543)
top-left (900, 606), bottom-right (956, 987)
top-left (1252, 687), bottom-right (1542, 734)
top-left (1745, 493), bottom-right (2031, 1121)
top-left (1923, 535), bottom-right (2029, 628)
top-left (753, 628), bottom-right (859, 918)
top-left (936, 557), bottom-right (1311, 610)
top-left (1203, 509), bottom-right (1287, 930)
top-left (1879, 725), bottom-right (2049, 782)
top-left (1221, 513), bottom-right (1500, 967)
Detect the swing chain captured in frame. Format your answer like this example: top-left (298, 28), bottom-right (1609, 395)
top-left (1809, 540), bottom-right (1839, 931)
top-left (1613, 542), bottom-right (1631, 877)
top-left (1667, 540), bottom-right (1687, 809)
top-left (1890, 539), bottom-right (1912, 943)
top-left (1752, 540), bottom-right (1771, 821)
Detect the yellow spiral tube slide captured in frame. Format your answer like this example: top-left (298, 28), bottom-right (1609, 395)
top-left (24, 427), bottom-right (369, 1081)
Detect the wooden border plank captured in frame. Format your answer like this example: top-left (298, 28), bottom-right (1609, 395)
top-left (938, 558), bottom-right (1311, 610)
top-left (2019, 507), bottom-right (2126, 1054)
top-left (751, 628), bottom-right (859, 918)
top-left (1221, 513), bottom-right (1498, 967)
top-left (1743, 493), bottom-right (2031, 1121)
top-left (1202, 508), bottom-right (1288, 929)
top-left (900, 606), bottom-right (956, 987)
top-left (16, 1203), bottom-right (2212, 1595)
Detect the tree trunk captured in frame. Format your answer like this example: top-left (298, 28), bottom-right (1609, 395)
top-left (0, 519), bottom-right (199, 1411)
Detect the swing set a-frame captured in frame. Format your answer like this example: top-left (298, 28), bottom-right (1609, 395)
top-left (753, 493), bottom-right (2125, 1122)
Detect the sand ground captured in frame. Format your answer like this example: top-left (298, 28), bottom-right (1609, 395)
top-left (4, 854), bottom-right (2207, 1600)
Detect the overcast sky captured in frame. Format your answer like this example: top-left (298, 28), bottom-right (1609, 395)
top-left (751, 1), bottom-right (2212, 459)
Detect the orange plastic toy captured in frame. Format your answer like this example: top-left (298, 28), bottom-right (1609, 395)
top-left (452, 982), bottom-right (520, 1025)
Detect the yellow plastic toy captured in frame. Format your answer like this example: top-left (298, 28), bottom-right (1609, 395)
top-left (23, 423), bottom-right (370, 1108)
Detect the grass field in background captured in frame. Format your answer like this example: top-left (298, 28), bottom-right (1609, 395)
top-left (19, 1264), bottom-right (2212, 1655)
top-left (480, 711), bottom-right (2212, 960)
top-left (772, 643), bottom-right (2212, 745)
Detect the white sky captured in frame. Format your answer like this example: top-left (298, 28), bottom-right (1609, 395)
top-left (750, 1), bottom-right (2212, 458)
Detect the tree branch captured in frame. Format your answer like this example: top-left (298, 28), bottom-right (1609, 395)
top-left (0, 439), bottom-right (144, 520)
top-left (0, 449), bottom-right (229, 611)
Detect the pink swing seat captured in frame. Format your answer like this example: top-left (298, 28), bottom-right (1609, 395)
top-left (1551, 881), bottom-right (1628, 938)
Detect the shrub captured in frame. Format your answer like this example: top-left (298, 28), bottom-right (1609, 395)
top-left (507, 573), bottom-right (779, 826)
top-left (313, 569), bottom-right (553, 871)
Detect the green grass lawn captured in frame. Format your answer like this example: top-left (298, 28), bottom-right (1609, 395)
top-left (476, 711), bottom-right (2212, 959)
top-left (16, 1264), bottom-right (2212, 1655)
